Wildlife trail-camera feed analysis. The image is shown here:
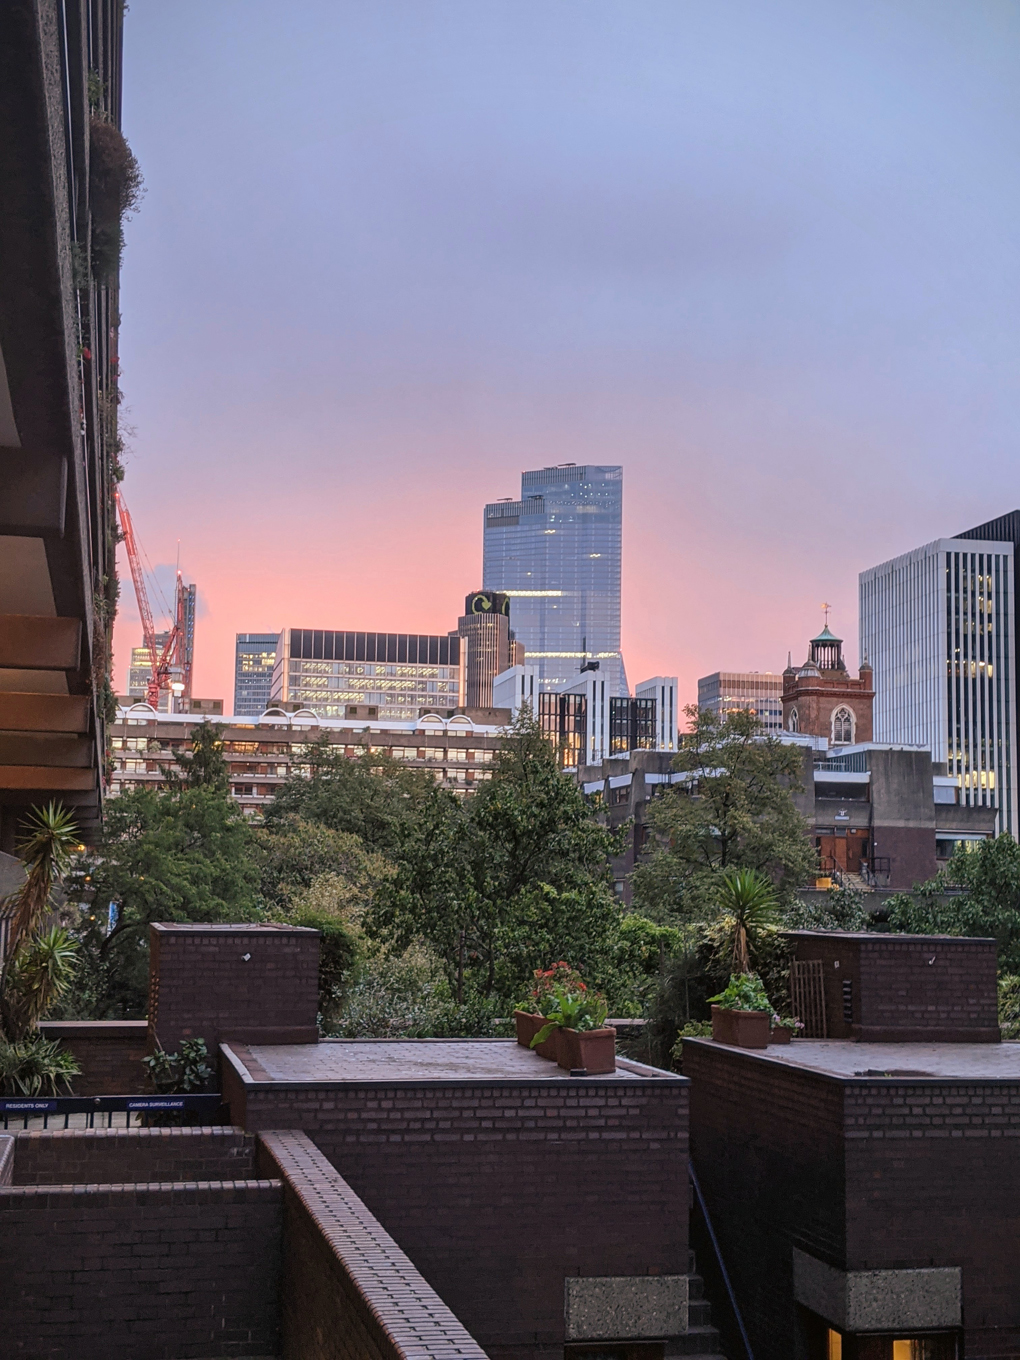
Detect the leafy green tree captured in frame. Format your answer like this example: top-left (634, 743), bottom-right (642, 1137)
top-left (885, 833), bottom-right (1020, 971)
top-left (255, 815), bottom-right (392, 916)
top-left (632, 705), bottom-right (815, 921)
top-left (264, 736), bottom-right (433, 852)
top-left (373, 710), bottom-right (626, 1003)
top-left (173, 722), bottom-right (228, 791)
top-left (61, 785), bottom-right (258, 1017)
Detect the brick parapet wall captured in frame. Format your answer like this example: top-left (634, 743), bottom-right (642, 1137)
top-left (149, 923), bottom-right (320, 1056)
top-left (258, 1129), bottom-right (489, 1360)
top-left (37, 1020), bottom-right (149, 1094)
top-left (12, 1125), bottom-right (256, 1186)
top-left (684, 1039), bottom-right (1020, 1360)
top-left (0, 1178), bottom-right (282, 1359)
top-left (225, 1050), bottom-right (689, 1360)
top-left (0, 1133), bottom-right (12, 1185)
top-left (790, 933), bottom-right (999, 1040)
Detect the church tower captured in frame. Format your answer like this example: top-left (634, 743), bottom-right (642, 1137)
top-left (782, 623), bottom-right (874, 746)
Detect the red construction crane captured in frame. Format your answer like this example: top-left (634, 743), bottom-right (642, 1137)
top-left (115, 492), bottom-right (185, 710)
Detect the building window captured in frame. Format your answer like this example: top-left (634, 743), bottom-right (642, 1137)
top-left (788, 707), bottom-right (799, 733)
top-left (831, 706), bottom-right (855, 745)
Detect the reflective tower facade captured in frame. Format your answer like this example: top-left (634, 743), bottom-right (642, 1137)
top-left (482, 464), bottom-right (627, 695)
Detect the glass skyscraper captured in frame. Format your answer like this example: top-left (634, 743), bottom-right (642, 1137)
top-left (482, 464), bottom-right (628, 695)
top-left (234, 633), bottom-right (279, 717)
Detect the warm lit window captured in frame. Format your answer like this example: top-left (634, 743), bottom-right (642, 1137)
top-left (827, 1329), bottom-right (841, 1360)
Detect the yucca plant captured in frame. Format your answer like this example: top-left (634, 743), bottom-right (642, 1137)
top-left (1, 927), bottom-right (80, 1042)
top-left (2, 802), bottom-right (81, 962)
top-left (716, 868), bottom-right (779, 975)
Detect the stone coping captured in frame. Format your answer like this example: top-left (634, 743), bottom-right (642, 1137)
top-left (222, 1038), bottom-right (684, 1089)
top-left (683, 1037), bottom-right (1020, 1083)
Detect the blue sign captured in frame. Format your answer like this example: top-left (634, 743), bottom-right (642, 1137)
top-left (127, 1098), bottom-right (186, 1110)
top-left (1, 1100), bottom-right (57, 1112)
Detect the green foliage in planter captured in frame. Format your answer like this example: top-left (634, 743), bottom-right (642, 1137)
top-left (708, 971), bottom-right (772, 1014)
top-left (999, 974), bottom-right (1020, 1039)
top-left (89, 114), bottom-right (144, 281)
top-left (0, 1034), bottom-right (80, 1096)
top-left (530, 984), bottom-right (609, 1047)
top-left (142, 1038), bottom-right (213, 1094)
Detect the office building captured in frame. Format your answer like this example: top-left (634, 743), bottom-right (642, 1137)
top-left (128, 633), bottom-right (171, 712)
top-left (234, 633), bottom-right (279, 717)
top-left (453, 591), bottom-right (520, 709)
top-left (179, 580), bottom-right (197, 701)
top-left (493, 663), bottom-right (539, 716)
top-left (270, 628), bottom-right (466, 722)
top-left (483, 464), bottom-right (628, 696)
top-left (636, 676), bottom-right (678, 752)
top-left (860, 536), bottom-right (1017, 835)
top-left (698, 671), bottom-right (783, 731)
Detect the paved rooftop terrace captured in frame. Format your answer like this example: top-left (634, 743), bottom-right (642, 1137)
top-left (226, 1038), bottom-right (675, 1084)
top-left (690, 1038), bottom-right (1020, 1080)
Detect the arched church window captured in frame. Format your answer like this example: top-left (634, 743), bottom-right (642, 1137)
top-left (788, 708), bottom-right (799, 733)
top-left (832, 706), bottom-right (854, 745)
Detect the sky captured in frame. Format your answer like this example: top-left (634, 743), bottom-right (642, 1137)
top-left (115, 0), bottom-right (1020, 711)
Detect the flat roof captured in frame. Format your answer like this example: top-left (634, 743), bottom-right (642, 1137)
top-left (685, 1038), bottom-right (1020, 1082)
top-left (223, 1038), bottom-right (680, 1086)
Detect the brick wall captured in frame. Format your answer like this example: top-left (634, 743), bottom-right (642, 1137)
top-left (0, 1179), bottom-right (282, 1359)
top-left (227, 1057), bottom-right (688, 1360)
top-left (844, 1079), bottom-right (1020, 1360)
top-left (37, 1020), bottom-right (149, 1094)
top-left (149, 922), bottom-right (320, 1055)
top-left (258, 1129), bottom-right (489, 1360)
top-left (12, 1125), bottom-right (255, 1185)
top-left (790, 932), bottom-right (1000, 1041)
top-left (682, 1040), bottom-right (846, 1360)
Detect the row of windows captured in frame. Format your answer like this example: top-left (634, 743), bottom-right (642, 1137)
top-left (289, 630), bottom-right (461, 666)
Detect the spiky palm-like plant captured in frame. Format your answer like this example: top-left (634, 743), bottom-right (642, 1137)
top-left (2, 802), bottom-right (80, 963)
top-left (717, 868), bottom-right (779, 975)
top-left (1, 927), bottom-right (80, 1041)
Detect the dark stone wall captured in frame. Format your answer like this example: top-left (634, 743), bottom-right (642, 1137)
top-left (148, 922), bottom-right (320, 1054)
top-left (228, 1061), bottom-right (688, 1360)
top-left (0, 1179), bottom-right (282, 1360)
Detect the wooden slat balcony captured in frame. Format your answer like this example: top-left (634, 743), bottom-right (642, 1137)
top-left (0, 692), bottom-right (90, 733)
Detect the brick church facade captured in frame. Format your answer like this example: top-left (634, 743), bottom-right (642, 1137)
top-left (782, 625), bottom-right (874, 745)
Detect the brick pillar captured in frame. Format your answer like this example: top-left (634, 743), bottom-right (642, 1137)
top-left (148, 923), bottom-right (320, 1055)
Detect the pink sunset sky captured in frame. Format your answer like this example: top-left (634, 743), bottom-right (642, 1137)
top-left (114, 2), bottom-right (1020, 713)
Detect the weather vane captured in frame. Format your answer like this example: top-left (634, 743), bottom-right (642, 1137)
top-left (821, 601), bottom-right (832, 627)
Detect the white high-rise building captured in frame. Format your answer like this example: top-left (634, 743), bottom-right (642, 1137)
top-left (860, 537), bottom-right (1017, 835)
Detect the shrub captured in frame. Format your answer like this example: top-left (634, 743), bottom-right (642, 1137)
top-left (89, 115), bottom-right (143, 280)
top-left (142, 1038), bottom-right (213, 1094)
top-left (708, 971), bottom-right (772, 1013)
top-left (0, 1034), bottom-right (79, 1096)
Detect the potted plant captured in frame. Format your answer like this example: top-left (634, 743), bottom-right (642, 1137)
top-left (515, 962), bottom-right (585, 1051)
top-left (769, 1014), bottom-right (803, 1045)
top-left (530, 984), bottom-right (616, 1074)
top-left (708, 973), bottom-right (772, 1049)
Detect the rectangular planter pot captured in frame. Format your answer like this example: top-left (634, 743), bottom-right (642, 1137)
top-left (514, 1010), bottom-right (544, 1049)
top-left (532, 1023), bottom-right (560, 1061)
top-left (769, 1026), bottom-right (793, 1045)
top-left (557, 1027), bottom-right (617, 1074)
top-left (711, 1005), bottom-right (770, 1049)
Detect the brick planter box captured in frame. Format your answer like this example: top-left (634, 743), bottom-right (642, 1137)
top-left (557, 1027), bottom-right (616, 1074)
top-left (711, 1006), bottom-right (770, 1049)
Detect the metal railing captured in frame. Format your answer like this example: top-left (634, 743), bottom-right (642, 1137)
top-left (689, 1160), bottom-right (755, 1360)
top-left (0, 1093), bottom-right (225, 1131)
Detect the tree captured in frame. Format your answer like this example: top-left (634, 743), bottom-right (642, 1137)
top-left (173, 722), bottom-right (228, 792)
top-left (255, 815), bottom-right (392, 917)
top-left (886, 833), bottom-right (1020, 971)
top-left (632, 705), bottom-right (816, 921)
top-left (264, 736), bottom-right (433, 852)
top-left (61, 785), bottom-right (258, 1017)
top-left (373, 709), bottom-right (626, 1003)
